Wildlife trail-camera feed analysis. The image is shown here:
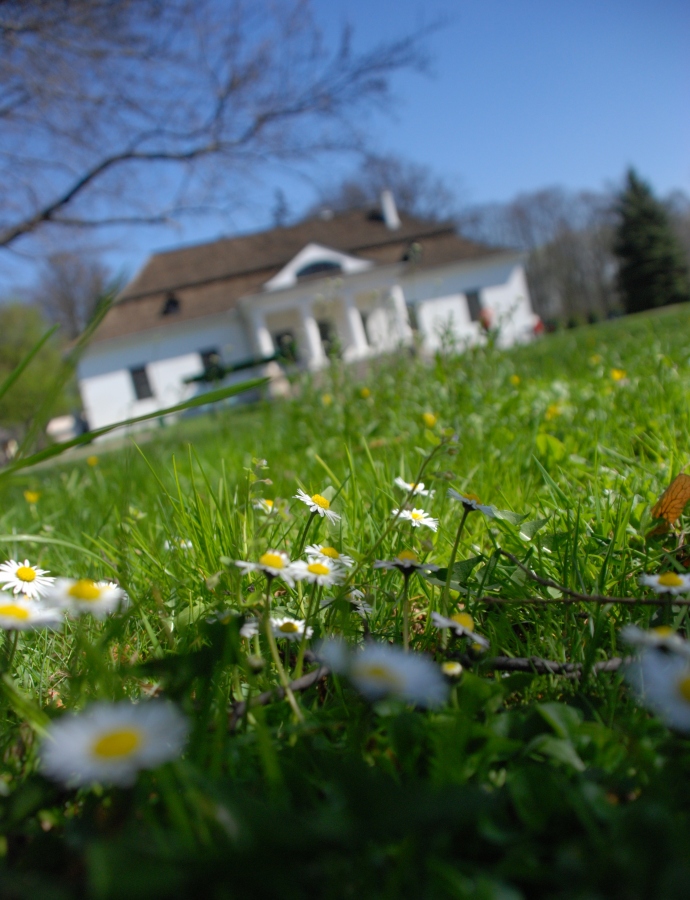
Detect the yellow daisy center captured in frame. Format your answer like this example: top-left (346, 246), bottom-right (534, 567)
top-left (264, 499), bottom-right (274, 508)
top-left (464, 492), bottom-right (482, 504)
top-left (658, 572), bottom-right (683, 587)
top-left (441, 661), bottom-right (463, 677)
top-left (397, 550), bottom-right (418, 562)
top-left (278, 621), bottom-right (299, 634)
top-left (0, 604), bottom-right (30, 621)
top-left (652, 626), bottom-right (674, 637)
top-left (410, 511), bottom-right (424, 520)
top-left (311, 494), bottom-right (330, 510)
top-left (678, 676), bottom-right (690, 704)
top-left (259, 552), bottom-right (285, 569)
top-left (16, 566), bottom-right (36, 582)
top-left (452, 612), bottom-right (475, 631)
top-left (92, 728), bottom-right (142, 759)
top-left (307, 562), bottom-right (330, 576)
top-left (68, 580), bottom-right (102, 601)
top-left (319, 547), bottom-right (340, 559)
top-left (354, 663), bottom-right (404, 690)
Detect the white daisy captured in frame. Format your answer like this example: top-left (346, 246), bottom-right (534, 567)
top-left (320, 588), bottom-right (373, 617)
top-left (374, 550), bottom-right (439, 574)
top-left (392, 508), bottom-right (438, 531)
top-left (639, 572), bottom-right (690, 595)
top-left (447, 489), bottom-right (496, 517)
top-left (620, 625), bottom-right (690, 658)
top-left (394, 478), bottom-right (435, 497)
top-left (431, 611), bottom-right (490, 650)
top-left (235, 550), bottom-right (295, 586)
top-left (290, 558), bottom-right (346, 587)
top-left (270, 617), bottom-right (313, 641)
top-left (0, 598), bottom-right (63, 631)
top-left (294, 489), bottom-right (341, 523)
top-left (441, 661), bottom-right (463, 678)
top-left (163, 538), bottom-right (193, 551)
top-left (40, 700), bottom-right (188, 787)
top-left (240, 618), bottom-right (260, 639)
top-left (46, 579), bottom-right (127, 619)
top-left (252, 498), bottom-right (275, 514)
top-left (305, 545), bottom-right (354, 568)
top-left (0, 559), bottom-right (55, 599)
top-left (318, 640), bottom-right (448, 708)
top-left (625, 647), bottom-right (690, 733)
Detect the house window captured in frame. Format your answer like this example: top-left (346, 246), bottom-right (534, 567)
top-left (200, 348), bottom-right (220, 371)
top-left (465, 290), bottom-right (482, 322)
top-left (274, 330), bottom-right (297, 363)
top-left (161, 294), bottom-right (180, 316)
top-left (296, 260), bottom-right (342, 280)
top-left (130, 366), bottom-right (153, 400)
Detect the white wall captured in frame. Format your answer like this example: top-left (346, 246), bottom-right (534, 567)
top-left (415, 294), bottom-right (480, 352)
top-left (78, 311), bottom-right (253, 430)
top-left (78, 311), bottom-right (250, 380)
top-left (402, 257), bottom-right (536, 352)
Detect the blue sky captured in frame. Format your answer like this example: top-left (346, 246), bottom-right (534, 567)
top-left (317, 0), bottom-right (689, 203)
top-left (3, 0), bottom-right (688, 292)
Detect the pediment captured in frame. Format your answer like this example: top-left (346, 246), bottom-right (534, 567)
top-left (263, 243), bottom-right (373, 292)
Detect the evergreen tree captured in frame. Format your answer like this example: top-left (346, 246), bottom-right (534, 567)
top-left (614, 169), bottom-right (690, 314)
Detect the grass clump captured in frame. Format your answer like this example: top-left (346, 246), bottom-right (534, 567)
top-left (2, 306), bottom-right (690, 897)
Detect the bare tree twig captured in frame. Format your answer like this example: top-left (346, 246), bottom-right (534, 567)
top-left (227, 649), bottom-right (629, 731)
top-left (228, 664), bottom-right (330, 731)
top-left (467, 654), bottom-right (626, 679)
top-left (497, 550), bottom-right (684, 605)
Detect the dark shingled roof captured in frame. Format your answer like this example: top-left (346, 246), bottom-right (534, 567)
top-left (92, 209), bottom-right (503, 344)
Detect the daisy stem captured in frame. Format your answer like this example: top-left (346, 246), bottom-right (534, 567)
top-left (3, 630), bottom-right (18, 673)
top-left (263, 577), bottom-right (304, 722)
top-left (402, 576), bottom-right (411, 652)
top-left (442, 508), bottom-right (470, 616)
top-left (294, 583), bottom-right (320, 679)
top-left (295, 511), bottom-right (317, 559)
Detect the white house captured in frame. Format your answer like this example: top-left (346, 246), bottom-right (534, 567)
top-left (77, 193), bottom-right (539, 431)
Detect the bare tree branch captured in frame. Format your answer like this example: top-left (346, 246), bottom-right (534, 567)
top-left (0, 0), bottom-right (431, 252)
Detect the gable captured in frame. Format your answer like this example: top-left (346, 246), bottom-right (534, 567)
top-left (262, 243), bottom-right (373, 291)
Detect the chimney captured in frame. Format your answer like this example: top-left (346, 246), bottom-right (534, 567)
top-left (380, 189), bottom-right (401, 230)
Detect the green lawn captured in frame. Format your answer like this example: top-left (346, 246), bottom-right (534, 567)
top-left (3, 305), bottom-right (690, 898)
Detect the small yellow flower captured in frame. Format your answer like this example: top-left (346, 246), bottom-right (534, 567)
top-left (24, 490), bottom-right (40, 504)
top-left (610, 368), bottom-right (626, 382)
top-left (422, 412), bottom-right (437, 428)
top-left (509, 374), bottom-right (520, 386)
top-left (359, 387), bottom-right (371, 399)
top-left (545, 403), bottom-right (561, 421)
top-left (321, 393), bottom-right (333, 406)
top-left (86, 456), bottom-right (99, 467)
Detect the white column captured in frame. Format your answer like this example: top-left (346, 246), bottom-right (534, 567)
top-left (299, 304), bottom-right (327, 369)
top-left (342, 293), bottom-right (369, 361)
top-left (389, 284), bottom-right (413, 344)
top-left (250, 310), bottom-right (274, 358)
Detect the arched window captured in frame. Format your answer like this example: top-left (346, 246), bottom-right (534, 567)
top-left (296, 260), bottom-right (342, 280)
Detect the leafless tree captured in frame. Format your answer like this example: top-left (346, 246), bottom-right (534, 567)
top-left (310, 152), bottom-right (461, 221)
top-left (0, 0), bottom-right (429, 252)
top-left (31, 253), bottom-right (115, 338)
top-left (459, 187), bottom-right (619, 322)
